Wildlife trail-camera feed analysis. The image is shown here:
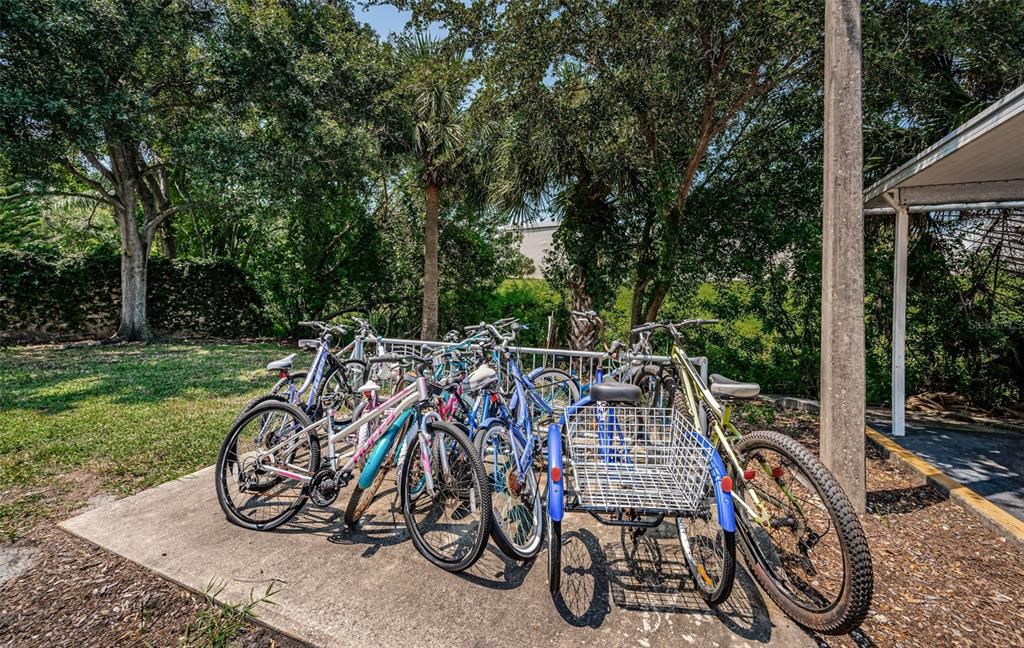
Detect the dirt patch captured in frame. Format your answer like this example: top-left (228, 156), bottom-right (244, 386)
top-left (0, 478), bottom-right (307, 648)
top-left (758, 408), bottom-right (1024, 648)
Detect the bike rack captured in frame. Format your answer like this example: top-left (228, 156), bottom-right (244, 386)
top-left (376, 337), bottom-right (711, 434)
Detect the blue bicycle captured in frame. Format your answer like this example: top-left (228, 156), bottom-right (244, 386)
top-left (545, 357), bottom-right (738, 605)
top-left (458, 321), bottom-right (579, 560)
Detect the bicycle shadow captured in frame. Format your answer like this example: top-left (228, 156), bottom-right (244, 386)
top-left (604, 525), bottom-right (774, 642)
top-left (552, 520), bottom-right (775, 642)
top-left (551, 527), bottom-right (612, 628)
top-left (276, 486), bottom-right (411, 558)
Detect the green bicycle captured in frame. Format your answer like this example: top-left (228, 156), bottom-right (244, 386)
top-left (632, 320), bottom-right (873, 635)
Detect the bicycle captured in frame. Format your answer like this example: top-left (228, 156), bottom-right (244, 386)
top-left (631, 319), bottom-right (873, 634)
top-left (544, 339), bottom-right (738, 605)
top-left (216, 370), bottom-right (492, 572)
top-left (242, 321), bottom-right (365, 425)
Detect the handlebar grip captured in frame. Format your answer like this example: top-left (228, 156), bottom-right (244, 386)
top-left (298, 321), bottom-right (316, 327)
top-left (630, 323), bottom-right (655, 333)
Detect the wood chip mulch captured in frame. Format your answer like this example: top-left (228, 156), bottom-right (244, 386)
top-left (764, 409), bottom-right (1024, 648)
top-left (0, 521), bottom-right (304, 647)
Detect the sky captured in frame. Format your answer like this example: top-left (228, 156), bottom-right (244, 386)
top-left (354, 4), bottom-right (413, 36)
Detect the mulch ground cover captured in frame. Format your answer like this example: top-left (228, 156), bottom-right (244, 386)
top-left (0, 487), bottom-right (304, 647)
top-left (766, 408), bottom-right (1024, 648)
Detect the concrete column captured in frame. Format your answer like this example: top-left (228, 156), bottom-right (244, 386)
top-left (890, 197), bottom-right (909, 437)
top-left (821, 0), bottom-right (866, 512)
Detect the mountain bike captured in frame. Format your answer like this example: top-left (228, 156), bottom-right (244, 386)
top-left (216, 373), bottom-right (492, 572)
top-left (632, 319), bottom-right (873, 634)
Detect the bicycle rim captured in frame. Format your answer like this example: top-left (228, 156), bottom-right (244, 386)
top-left (479, 425), bottom-right (543, 559)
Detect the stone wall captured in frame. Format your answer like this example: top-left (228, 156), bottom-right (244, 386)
top-left (0, 251), bottom-right (269, 343)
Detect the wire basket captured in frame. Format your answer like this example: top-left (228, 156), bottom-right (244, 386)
top-left (564, 406), bottom-right (713, 514)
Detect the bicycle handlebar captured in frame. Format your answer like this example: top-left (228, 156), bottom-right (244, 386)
top-left (630, 319), bottom-right (721, 337)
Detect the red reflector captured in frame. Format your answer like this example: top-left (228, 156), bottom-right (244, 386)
top-left (490, 393), bottom-right (500, 403)
top-left (743, 470), bottom-right (756, 480)
top-left (772, 467), bottom-right (784, 479)
top-left (278, 371), bottom-right (287, 379)
top-left (363, 391), bottom-right (372, 398)
top-left (550, 466), bottom-right (562, 483)
top-left (720, 476), bottom-right (733, 493)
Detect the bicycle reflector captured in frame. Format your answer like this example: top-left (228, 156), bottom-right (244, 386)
top-left (278, 371), bottom-right (287, 379)
top-left (550, 466), bottom-right (562, 483)
top-left (743, 469), bottom-right (756, 480)
top-left (771, 467), bottom-right (785, 479)
top-left (720, 476), bottom-right (733, 493)
top-left (490, 393), bottom-right (501, 404)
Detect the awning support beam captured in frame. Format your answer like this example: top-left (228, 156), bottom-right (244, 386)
top-left (883, 190), bottom-right (908, 437)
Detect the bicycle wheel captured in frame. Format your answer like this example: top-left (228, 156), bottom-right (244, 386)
top-left (632, 365), bottom-right (672, 409)
top-left (318, 360), bottom-right (363, 422)
top-left (733, 430), bottom-right (873, 634)
top-left (216, 400), bottom-right (320, 531)
top-left (476, 423), bottom-right (544, 560)
top-left (344, 413), bottom-right (414, 527)
top-left (400, 421), bottom-right (491, 572)
top-left (679, 468), bottom-right (736, 605)
top-left (529, 368), bottom-right (580, 420)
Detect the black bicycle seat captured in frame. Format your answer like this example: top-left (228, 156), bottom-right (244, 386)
top-left (590, 381), bottom-right (642, 404)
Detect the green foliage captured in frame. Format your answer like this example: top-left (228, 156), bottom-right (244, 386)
top-left (182, 580), bottom-right (279, 648)
top-left (0, 250), bottom-right (269, 342)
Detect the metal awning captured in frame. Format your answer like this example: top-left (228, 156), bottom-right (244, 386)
top-left (862, 82), bottom-right (1024, 437)
top-left (864, 83), bottom-right (1024, 212)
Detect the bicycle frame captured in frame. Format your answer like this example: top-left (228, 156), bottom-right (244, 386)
top-left (477, 355), bottom-right (557, 482)
top-left (255, 376), bottom-right (441, 494)
top-left (668, 345), bottom-right (804, 525)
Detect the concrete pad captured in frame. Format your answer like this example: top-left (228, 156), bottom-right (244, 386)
top-left (60, 467), bottom-right (817, 647)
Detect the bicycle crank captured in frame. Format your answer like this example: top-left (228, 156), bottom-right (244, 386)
top-left (309, 468), bottom-right (350, 507)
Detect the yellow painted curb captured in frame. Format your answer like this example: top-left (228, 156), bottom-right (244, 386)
top-left (865, 425), bottom-right (1024, 548)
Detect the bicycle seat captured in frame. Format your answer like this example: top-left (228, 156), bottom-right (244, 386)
top-left (709, 374), bottom-right (760, 399)
top-left (590, 381), bottom-right (643, 404)
top-left (266, 353), bottom-right (297, 372)
top-left (463, 365), bottom-right (497, 393)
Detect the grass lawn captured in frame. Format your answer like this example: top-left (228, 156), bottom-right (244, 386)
top-left (0, 341), bottom-right (292, 539)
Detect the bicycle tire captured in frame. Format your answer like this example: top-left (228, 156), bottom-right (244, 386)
top-left (632, 364), bottom-right (673, 409)
top-left (317, 360), bottom-right (363, 422)
top-left (400, 421), bottom-right (491, 572)
top-left (529, 368), bottom-right (580, 417)
top-left (215, 400), bottom-right (320, 531)
top-left (475, 423), bottom-right (544, 560)
top-left (547, 514), bottom-right (561, 594)
top-left (343, 413), bottom-right (413, 527)
top-left (234, 393), bottom-right (287, 428)
top-left (679, 510), bottom-right (736, 605)
top-left (733, 430), bottom-right (873, 634)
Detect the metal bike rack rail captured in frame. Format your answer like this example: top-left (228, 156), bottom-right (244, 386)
top-left (376, 337), bottom-right (710, 432)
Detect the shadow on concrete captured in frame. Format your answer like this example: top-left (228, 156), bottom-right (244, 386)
top-left (553, 527), bottom-right (611, 628)
top-left (605, 526), bottom-right (775, 643)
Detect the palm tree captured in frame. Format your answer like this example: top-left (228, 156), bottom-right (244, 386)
top-left (397, 33), bottom-right (470, 341)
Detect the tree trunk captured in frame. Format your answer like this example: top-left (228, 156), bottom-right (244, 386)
top-left (159, 219), bottom-right (176, 259)
top-left (421, 182), bottom-right (440, 341)
top-left (568, 268), bottom-right (596, 351)
top-left (115, 198), bottom-right (153, 341)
